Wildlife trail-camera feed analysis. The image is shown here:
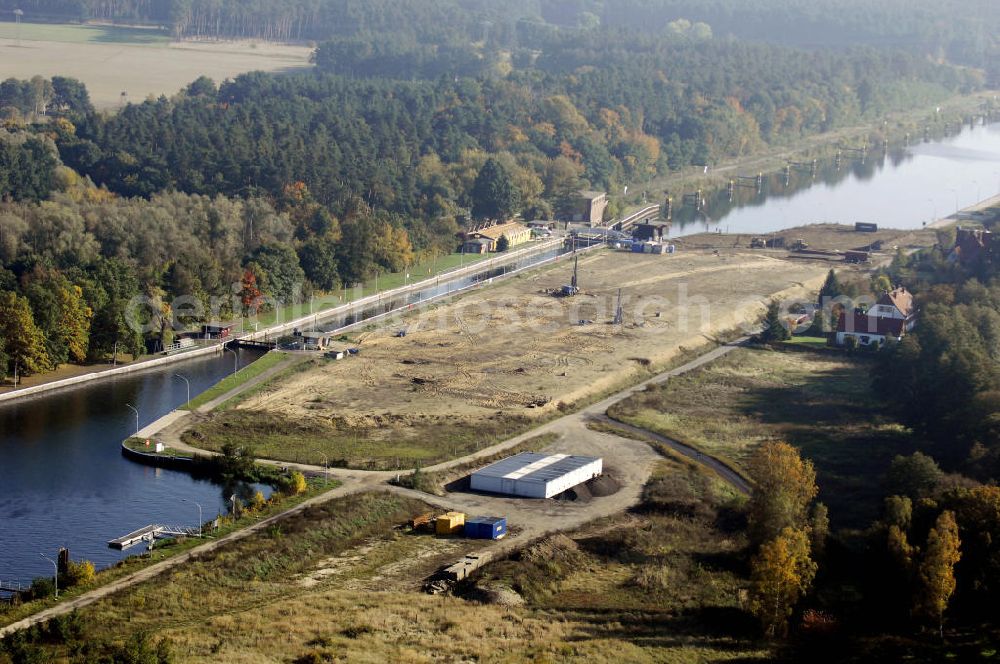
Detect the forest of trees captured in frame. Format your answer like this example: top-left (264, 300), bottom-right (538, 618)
top-left (0, 0), bottom-right (992, 382)
top-left (1, 0), bottom-right (996, 76)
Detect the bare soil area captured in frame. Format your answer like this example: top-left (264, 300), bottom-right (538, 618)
top-left (189, 249), bottom-right (829, 468)
top-left (676, 222), bottom-right (937, 258)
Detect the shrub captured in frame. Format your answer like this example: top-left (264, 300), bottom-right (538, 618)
top-left (631, 564), bottom-right (670, 591)
top-left (288, 471), bottom-right (307, 495)
top-left (65, 560), bottom-right (95, 587)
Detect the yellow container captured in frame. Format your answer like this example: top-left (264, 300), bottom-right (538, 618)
top-left (436, 512), bottom-right (466, 535)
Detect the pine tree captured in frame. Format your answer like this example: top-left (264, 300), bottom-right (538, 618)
top-left (759, 299), bottom-right (791, 343)
top-left (749, 527), bottom-right (818, 638)
top-left (915, 510), bottom-right (961, 638)
top-left (471, 158), bottom-right (521, 222)
top-left (819, 269), bottom-right (842, 300)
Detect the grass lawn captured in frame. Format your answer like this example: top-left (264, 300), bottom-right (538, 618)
top-left (124, 437), bottom-right (191, 458)
top-left (183, 407), bottom-right (536, 470)
top-left (608, 347), bottom-right (916, 529)
top-left (180, 351), bottom-right (290, 411)
top-left (0, 21), bottom-right (170, 45)
top-left (235, 250), bottom-right (495, 331)
top-left (783, 335), bottom-right (833, 350)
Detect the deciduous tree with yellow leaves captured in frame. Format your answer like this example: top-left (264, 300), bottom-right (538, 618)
top-left (749, 527), bottom-right (818, 638)
top-left (915, 510), bottom-right (961, 638)
top-left (747, 442), bottom-right (819, 545)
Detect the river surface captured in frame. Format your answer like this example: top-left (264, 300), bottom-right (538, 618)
top-left (670, 121), bottom-right (1000, 235)
top-left (2, 121), bottom-right (1000, 589)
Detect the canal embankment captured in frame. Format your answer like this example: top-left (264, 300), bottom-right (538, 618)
top-left (0, 238), bottom-right (563, 405)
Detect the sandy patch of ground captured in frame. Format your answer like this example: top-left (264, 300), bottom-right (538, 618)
top-left (0, 36), bottom-right (312, 109)
top-left (244, 249), bottom-right (828, 443)
top-left (676, 222), bottom-right (937, 258)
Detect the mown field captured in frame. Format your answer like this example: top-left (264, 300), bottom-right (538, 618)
top-left (608, 346), bottom-right (915, 528)
top-left (0, 22), bottom-right (311, 109)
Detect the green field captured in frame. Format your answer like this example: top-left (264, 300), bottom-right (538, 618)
top-left (608, 347), bottom-right (916, 528)
top-left (0, 21), bottom-right (170, 46)
top-left (235, 250), bottom-right (496, 331)
top-left (181, 351), bottom-right (291, 411)
top-left (183, 405), bottom-right (534, 470)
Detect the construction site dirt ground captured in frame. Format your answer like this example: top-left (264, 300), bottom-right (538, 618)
top-left (187, 248), bottom-right (831, 468)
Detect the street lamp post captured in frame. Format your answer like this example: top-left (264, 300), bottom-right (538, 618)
top-left (125, 403), bottom-right (139, 437)
top-left (182, 498), bottom-right (203, 537)
top-left (174, 373), bottom-right (191, 408)
top-left (39, 553), bottom-right (57, 598)
top-left (225, 347), bottom-right (239, 376)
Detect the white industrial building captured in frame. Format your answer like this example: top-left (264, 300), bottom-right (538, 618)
top-left (470, 452), bottom-right (603, 499)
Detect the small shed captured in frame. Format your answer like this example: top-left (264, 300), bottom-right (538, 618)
top-left (201, 323), bottom-right (234, 339)
top-left (302, 331), bottom-right (335, 351)
top-left (855, 222), bottom-right (879, 232)
top-left (464, 516), bottom-right (507, 540)
top-left (633, 220), bottom-right (670, 242)
top-left (436, 511), bottom-right (466, 535)
top-left (324, 347), bottom-right (347, 360)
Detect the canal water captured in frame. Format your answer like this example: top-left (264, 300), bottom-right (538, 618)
top-left (2, 121), bottom-right (999, 588)
top-left (0, 348), bottom-right (264, 587)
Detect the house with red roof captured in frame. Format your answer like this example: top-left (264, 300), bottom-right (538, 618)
top-left (835, 286), bottom-right (917, 347)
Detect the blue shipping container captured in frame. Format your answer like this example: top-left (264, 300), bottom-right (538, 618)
top-left (464, 516), bottom-right (507, 540)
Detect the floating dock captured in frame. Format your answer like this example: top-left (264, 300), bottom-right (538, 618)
top-left (108, 524), bottom-right (200, 550)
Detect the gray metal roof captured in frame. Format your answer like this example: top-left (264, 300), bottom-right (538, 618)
top-left (472, 452), bottom-right (601, 485)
